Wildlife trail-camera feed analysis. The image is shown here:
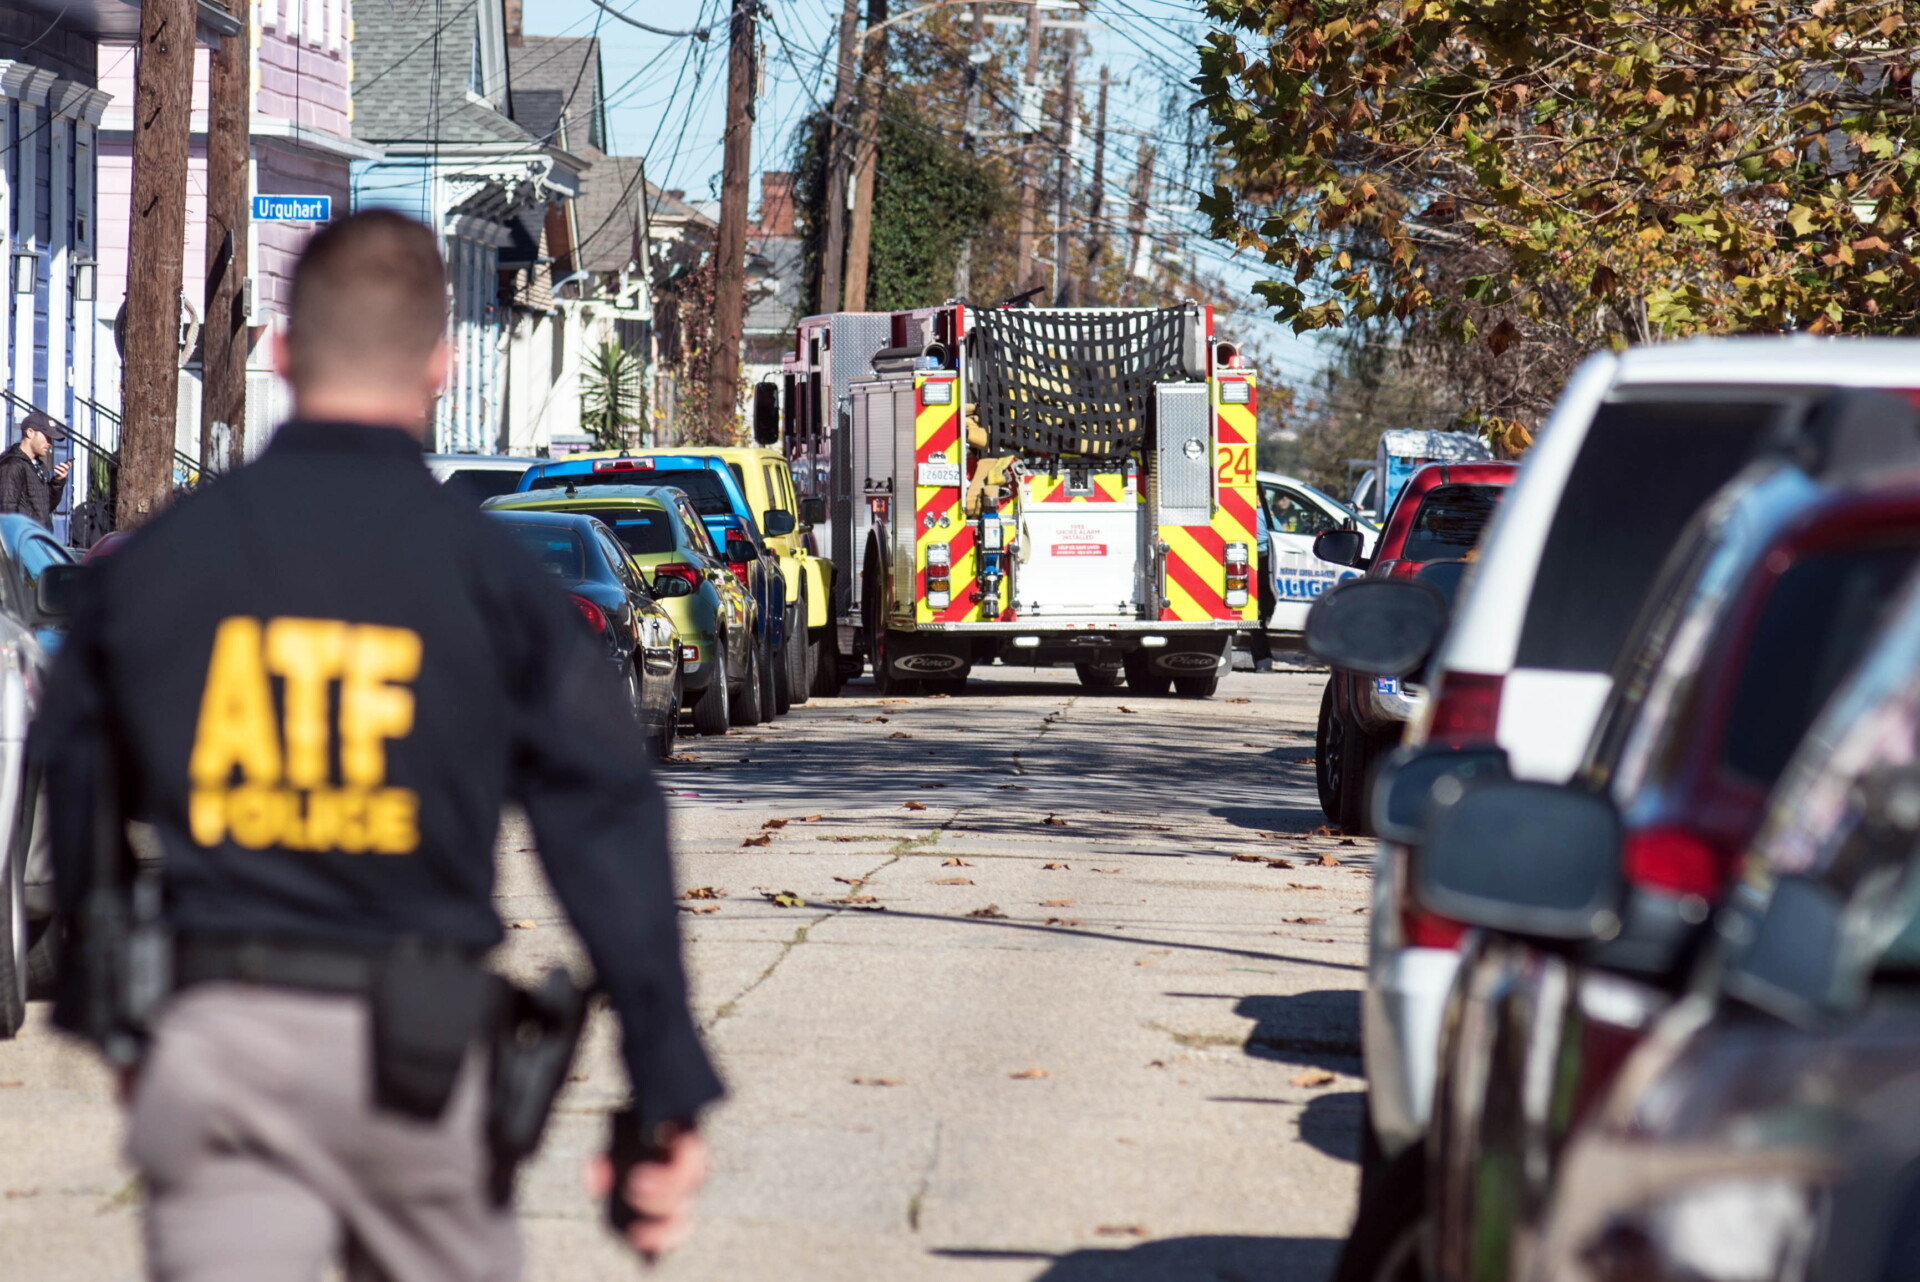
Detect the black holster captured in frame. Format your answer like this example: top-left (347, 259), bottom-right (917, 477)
top-left (485, 968), bottom-right (590, 1206)
top-left (368, 943), bottom-right (498, 1122)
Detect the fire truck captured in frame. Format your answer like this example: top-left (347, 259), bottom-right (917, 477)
top-left (767, 302), bottom-right (1257, 697)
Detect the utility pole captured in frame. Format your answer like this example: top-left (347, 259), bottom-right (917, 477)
top-left (817, 0), bottom-right (860, 312)
top-left (950, 0), bottom-right (988, 299)
top-left (203, 2), bottom-right (250, 474)
top-left (842, 0), bottom-right (887, 312)
top-left (1084, 65), bottom-right (1110, 300)
top-left (706, 0), bottom-right (756, 444)
top-left (1012, 0), bottom-right (1046, 295)
top-left (1124, 140), bottom-right (1155, 303)
top-left (1051, 40), bottom-right (1077, 305)
top-left (118, 0), bottom-right (196, 529)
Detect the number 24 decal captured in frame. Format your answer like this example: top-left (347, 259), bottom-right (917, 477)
top-left (1216, 445), bottom-right (1253, 486)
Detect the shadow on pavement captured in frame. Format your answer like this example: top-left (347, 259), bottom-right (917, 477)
top-left (1232, 990), bottom-right (1363, 1071)
top-left (1297, 1090), bottom-right (1365, 1163)
top-left (929, 1235), bottom-right (1341, 1279)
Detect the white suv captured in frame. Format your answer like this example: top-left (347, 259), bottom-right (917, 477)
top-left (1363, 336), bottom-right (1920, 1174)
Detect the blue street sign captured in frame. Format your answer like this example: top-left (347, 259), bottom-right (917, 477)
top-left (252, 194), bottom-right (332, 222)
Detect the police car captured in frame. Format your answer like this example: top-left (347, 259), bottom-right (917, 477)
top-left (1256, 471), bottom-right (1377, 632)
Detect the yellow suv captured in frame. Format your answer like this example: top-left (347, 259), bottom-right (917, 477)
top-left (628, 446), bottom-right (837, 700)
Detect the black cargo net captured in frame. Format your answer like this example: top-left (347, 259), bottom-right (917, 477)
top-left (969, 307), bottom-right (1190, 458)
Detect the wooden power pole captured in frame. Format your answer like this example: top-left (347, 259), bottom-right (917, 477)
top-left (841, 0), bottom-right (887, 312)
top-left (1051, 41), bottom-right (1077, 305)
top-left (119, 0), bottom-right (196, 529)
top-left (1011, 0), bottom-right (1045, 294)
top-left (817, 0), bottom-right (860, 313)
top-left (706, 0), bottom-right (756, 444)
top-left (949, 1), bottom-right (989, 299)
top-left (203, 2), bottom-right (250, 474)
top-left (1124, 141), bottom-right (1156, 302)
top-left (1084, 66), bottom-right (1110, 297)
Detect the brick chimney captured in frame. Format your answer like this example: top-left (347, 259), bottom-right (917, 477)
top-left (505, 0), bottom-right (523, 45)
top-left (755, 172), bottom-right (795, 238)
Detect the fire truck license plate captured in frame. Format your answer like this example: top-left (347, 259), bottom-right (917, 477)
top-left (917, 461), bottom-right (963, 487)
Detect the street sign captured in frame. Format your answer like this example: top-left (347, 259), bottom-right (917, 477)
top-left (251, 194), bottom-right (332, 222)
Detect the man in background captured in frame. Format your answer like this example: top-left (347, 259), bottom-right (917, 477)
top-left (0, 409), bottom-right (69, 529)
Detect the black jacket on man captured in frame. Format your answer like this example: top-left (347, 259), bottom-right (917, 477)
top-left (0, 442), bottom-right (65, 529)
top-left (35, 421), bottom-right (722, 1129)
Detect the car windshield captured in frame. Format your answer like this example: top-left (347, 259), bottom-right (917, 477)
top-left (499, 523), bottom-right (585, 581)
top-left (441, 469), bottom-right (526, 503)
top-left (1400, 484), bottom-right (1505, 562)
top-left (595, 508), bottom-right (678, 555)
top-left (529, 466), bottom-right (734, 516)
top-left (1516, 398), bottom-right (1782, 672)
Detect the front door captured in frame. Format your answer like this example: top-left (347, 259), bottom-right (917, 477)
top-left (1258, 482), bottom-right (1352, 631)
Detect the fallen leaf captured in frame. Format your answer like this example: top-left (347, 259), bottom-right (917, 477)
top-left (878, 698), bottom-right (909, 705)
top-left (1265, 858), bottom-right (1295, 869)
top-left (1135, 958), bottom-right (1156, 967)
top-left (666, 753), bottom-right (701, 764)
top-left (1146, 1060), bottom-right (1166, 1069)
top-left (506, 919), bottom-right (538, 930)
top-left (1043, 862), bottom-right (1070, 870)
top-left (0, 1080), bottom-right (21, 1088)
top-left (829, 895), bottom-right (879, 905)
top-left (1353, 906), bottom-right (1369, 914)
top-left (1010, 1068), bottom-right (1051, 1079)
top-left (928, 692), bottom-right (952, 699)
top-left (888, 732), bottom-right (914, 740)
top-left (833, 875), bottom-right (866, 886)
top-left (967, 904), bottom-right (1007, 918)
top-left (681, 886), bottom-right (725, 900)
top-left (1291, 1068), bottom-right (1337, 1088)
top-left (852, 1077), bottom-right (902, 1087)
top-left (934, 877), bottom-right (975, 886)
top-left (1117, 705), bottom-right (1138, 713)
top-left (1045, 917), bottom-right (1083, 926)
top-left (1285, 916), bottom-right (1326, 925)
top-left (995, 783), bottom-right (1030, 791)
top-left (1230, 852), bottom-right (1264, 863)
top-left (677, 904), bottom-right (720, 915)
top-left (1308, 824), bottom-right (1341, 837)
top-left (1043, 898), bottom-right (1076, 907)
top-left (1317, 853), bottom-right (1343, 867)
top-left (1339, 838), bottom-right (1357, 847)
top-left (1042, 814), bottom-right (1068, 826)
top-left (742, 834), bottom-right (772, 848)
top-left (903, 800), bottom-right (927, 811)
top-left (762, 818), bottom-right (789, 830)
top-left (802, 814), bottom-right (823, 822)
top-left (1226, 697), bottom-right (1251, 704)
top-left (1096, 1224), bottom-right (1148, 1238)
top-left (1092, 867), bottom-right (1123, 874)
top-left (863, 716), bottom-right (891, 724)
top-left (942, 857), bottom-right (974, 867)
top-left (763, 891), bottom-right (806, 908)
top-left (828, 835), bottom-right (856, 842)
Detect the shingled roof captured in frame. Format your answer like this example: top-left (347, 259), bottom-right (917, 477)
top-left (352, 2), bottom-right (541, 148)
top-left (510, 35), bottom-right (603, 152)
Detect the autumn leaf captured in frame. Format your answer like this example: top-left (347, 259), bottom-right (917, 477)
top-left (888, 732), bottom-right (914, 740)
top-left (934, 877), bottom-right (975, 886)
top-left (1009, 1067), bottom-right (1051, 1079)
top-left (1095, 1224), bottom-right (1148, 1238)
top-left (942, 857), bottom-right (974, 867)
top-left (802, 814), bottom-right (823, 822)
top-left (1317, 854), bottom-right (1342, 867)
top-left (763, 891), bottom-right (806, 908)
top-left (1230, 852), bottom-right (1264, 863)
top-left (1042, 898), bottom-right (1076, 907)
top-left (1291, 1068), bottom-right (1337, 1088)
top-left (1286, 916), bottom-right (1326, 924)
top-left (1042, 862), bottom-right (1070, 870)
top-left (506, 919), bottom-right (539, 930)
top-left (1226, 697), bottom-right (1251, 704)
top-left (1046, 917), bottom-right (1084, 926)
top-left (833, 875), bottom-right (866, 886)
top-left (829, 895), bottom-right (880, 905)
top-left (1117, 706), bottom-right (1138, 714)
top-left (1266, 858), bottom-right (1295, 869)
top-left (681, 887), bottom-right (724, 900)
top-left (763, 818), bottom-right (788, 830)
top-left (742, 834), bottom-right (772, 848)
top-left (967, 904), bottom-right (1008, 918)
top-left (1092, 868), bottom-right (1123, 874)
top-left (852, 1077), bottom-right (902, 1087)
top-left (677, 904), bottom-right (720, 915)
top-left (1042, 814), bottom-right (1068, 827)
top-left (903, 800), bottom-right (927, 811)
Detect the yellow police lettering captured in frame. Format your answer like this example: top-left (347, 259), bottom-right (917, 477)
top-left (265, 618), bottom-right (347, 788)
top-left (188, 618), bottom-right (282, 788)
top-left (340, 625), bottom-right (420, 788)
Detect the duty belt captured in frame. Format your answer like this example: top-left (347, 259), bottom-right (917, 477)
top-left (174, 935), bottom-right (480, 996)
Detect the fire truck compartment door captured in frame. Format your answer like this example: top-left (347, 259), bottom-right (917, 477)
top-left (1016, 501), bottom-right (1140, 617)
top-left (1154, 384), bottom-right (1214, 526)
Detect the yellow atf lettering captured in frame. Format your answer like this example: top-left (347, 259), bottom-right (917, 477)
top-left (189, 617), bottom-right (283, 788)
top-left (265, 618), bottom-right (348, 788)
top-left (340, 625), bottom-right (422, 788)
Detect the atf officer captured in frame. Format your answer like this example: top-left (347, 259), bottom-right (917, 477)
top-left (36, 211), bottom-right (721, 1279)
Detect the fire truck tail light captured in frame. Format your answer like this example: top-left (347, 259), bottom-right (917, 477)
top-left (921, 379), bottom-right (955, 406)
top-left (926, 543), bottom-right (952, 608)
top-left (1224, 541), bottom-right (1250, 607)
top-left (1218, 379), bottom-right (1252, 405)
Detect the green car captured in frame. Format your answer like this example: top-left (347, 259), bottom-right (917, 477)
top-left (484, 486), bottom-right (756, 735)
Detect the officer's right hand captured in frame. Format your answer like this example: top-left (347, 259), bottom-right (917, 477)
top-left (587, 1125), bottom-right (709, 1262)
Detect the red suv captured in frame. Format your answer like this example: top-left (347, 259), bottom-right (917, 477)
top-left (1313, 460), bottom-right (1518, 831)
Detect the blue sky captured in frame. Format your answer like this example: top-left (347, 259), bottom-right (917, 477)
top-left (522, 0), bottom-right (1329, 385)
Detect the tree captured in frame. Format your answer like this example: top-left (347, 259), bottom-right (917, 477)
top-left (1196, 0), bottom-right (1920, 356)
top-left (581, 339), bottom-right (645, 451)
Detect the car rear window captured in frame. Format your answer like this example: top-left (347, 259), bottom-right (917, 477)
top-left (1718, 545), bottom-right (1919, 787)
top-left (595, 508), bottom-right (678, 555)
top-left (529, 466), bottom-right (735, 516)
top-left (442, 468), bottom-right (526, 503)
top-left (500, 523), bottom-right (584, 581)
top-left (1516, 400), bottom-right (1782, 672)
top-left (1401, 484), bottom-right (1505, 562)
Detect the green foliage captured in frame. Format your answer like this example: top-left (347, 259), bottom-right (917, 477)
top-left (866, 97), bottom-right (1003, 310)
top-left (581, 339), bottom-right (644, 451)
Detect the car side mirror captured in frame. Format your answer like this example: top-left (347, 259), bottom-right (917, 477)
top-left (37, 562), bottom-right (82, 617)
top-left (1720, 876), bottom-right (1845, 1023)
top-left (1313, 528), bottom-right (1367, 567)
top-left (752, 382), bottom-right (780, 446)
top-left (724, 534), bottom-right (754, 565)
top-left (763, 508), bottom-right (797, 537)
top-left (1305, 577), bottom-right (1448, 676)
top-left (799, 495), bottom-right (826, 527)
top-left (1371, 743), bottom-right (1511, 846)
top-left (650, 574), bottom-right (694, 599)
top-left (1418, 781), bottom-right (1625, 944)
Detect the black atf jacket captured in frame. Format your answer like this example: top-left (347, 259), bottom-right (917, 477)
top-left (36, 421), bottom-right (721, 1128)
top-left (0, 442), bottom-right (66, 529)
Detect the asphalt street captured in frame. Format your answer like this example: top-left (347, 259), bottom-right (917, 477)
top-left (0, 664), bottom-right (1365, 1281)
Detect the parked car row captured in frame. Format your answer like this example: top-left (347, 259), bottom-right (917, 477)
top-left (1306, 336), bottom-right (1920, 1282)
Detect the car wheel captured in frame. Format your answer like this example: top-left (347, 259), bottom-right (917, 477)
top-left (656, 669), bottom-right (681, 761)
top-left (691, 647), bottom-right (730, 737)
top-left (732, 640), bottom-right (765, 727)
top-left (786, 605), bottom-right (812, 706)
top-left (1122, 650), bottom-right (1172, 697)
top-left (1333, 1141), bottom-right (1430, 1282)
top-left (757, 640), bottom-right (779, 723)
top-left (771, 637), bottom-right (792, 717)
top-left (870, 628), bottom-right (921, 697)
top-left (1316, 683), bottom-right (1343, 821)
top-left (1336, 719), bottom-right (1393, 836)
top-left (1173, 671), bottom-right (1221, 698)
top-left (624, 664), bottom-right (647, 725)
top-left (810, 629), bottom-right (842, 697)
top-left (1074, 661), bottom-right (1124, 690)
top-left (0, 831), bottom-right (25, 1038)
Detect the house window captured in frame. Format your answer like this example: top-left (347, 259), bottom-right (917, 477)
top-left (470, 32), bottom-right (484, 97)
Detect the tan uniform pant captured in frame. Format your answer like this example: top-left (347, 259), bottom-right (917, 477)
top-left (125, 983), bottom-right (520, 1282)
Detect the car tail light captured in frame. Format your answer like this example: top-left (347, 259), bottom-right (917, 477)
top-left (1401, 904), bottom-right (1466, 950)
top-left (1621, 826), bottom-right (1727, 899)
top-left (570, 595), bottom-right (608, 634)
top-left (1224, 541), bottom-right (1250, 608)
top-left (1427, 671), bottom-right (1504, 746)
top-left (680, 644), bottom-right (699, 663)
top-left (926, 543), bottom-right (952, 609)
top-left (592, 457), bottom-right (654, 472)
top-left (655, 562), bottom-right (702, 588)
top-left (726, 557), bottom-right (752, 587)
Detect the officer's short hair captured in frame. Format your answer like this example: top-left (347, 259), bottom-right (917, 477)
top-left (286, 211), bottom-right (448, 388)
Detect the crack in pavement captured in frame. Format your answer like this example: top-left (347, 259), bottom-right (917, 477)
top-left (1008, 694), bottom-right (1077, 775)
top-left (906, 1118), bottom-right (943, 1233)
